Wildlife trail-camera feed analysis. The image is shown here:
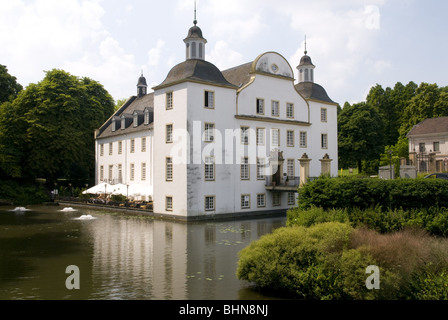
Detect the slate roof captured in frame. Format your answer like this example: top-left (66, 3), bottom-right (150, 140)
top-left (154, 59), bottom-right (237, 89)
top-left (407, 117), bottom-right (448, 137)
top-left (294, 82), bottom-right (337, 105)
top-left (221, 62), bottom-right (253, 88)
top-left (96, 93), bottom-right (154, 139)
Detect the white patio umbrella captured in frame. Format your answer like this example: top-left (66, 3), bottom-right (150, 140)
top-left (82, 182), bottom-right (113, 195)
top-left (110, 184), bottom-right (128, 196)
top-left (128, 184), bottom-right (153, 199)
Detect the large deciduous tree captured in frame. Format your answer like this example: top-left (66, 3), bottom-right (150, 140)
top-left (0, 69), bottom-right (114, 184)
top-left (0, 64), bottom-right (23, 104)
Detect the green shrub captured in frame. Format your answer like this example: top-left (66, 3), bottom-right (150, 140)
top-left (0, 179), bottom-right (49, 205)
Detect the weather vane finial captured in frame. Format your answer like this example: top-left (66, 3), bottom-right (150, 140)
top-left (304, 35), bottom-right (307, 55)
top-left (193, 0), bottom-right (197, 25)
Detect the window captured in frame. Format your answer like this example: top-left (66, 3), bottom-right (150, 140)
top-left (100, 165), bottom-right (104, 181)
top-left (112, 120), bottom-right (116, 132)
top-left (118, 164), bottom-right (122, 183)
top-left (256, 99), bottom-right (264, 114)
top-left (419, 143), bottom-right (425, 153)
top-left (321, 134), bottom-right (328, 149)
top-left (241, 126), bottom-right (249, 144)
top-left (166, 92), bottom-right (173, 110)
top-left (205, 196), bottom-right (215, 211)
top-left (241, 157), bottom-right (249, 180)
top-left (286, 103), bottom-right (294, 118)
top-left (130, 163), bottom-right (135, 181)
top-left (118, 141), bottom-right (122, 154)
top-left (434, 142), bottom-right (440, 152)
top-left (199, 43), bottom-right (204, 59)
top-left (257, 158), bottom-right (265, 180)
top-left (300, 132), bottom-right (307, 148)
top-left (287, 130), bottom-right (294, 147)
top-left (109, 142), bottom-right (113, 155)
top-left (166, 196), bottom-right (173, 211)
top-left (100, 144), bottom-right (104, 156)
top-left (130, 139), bottom-right (135, 153)
top-left (166, 124), bottom-right (173, 143)
top-left (121, 118), bottom-right (126, 130)
top-left (287, 159), bottom-right (295, 178)
top-left (205, 156), bottom-right (215, 181)
top-left (273, 193), bottom-right (281, 206)
top-left (257, 194), bottom-right (266, 208)
top-left (133, 113), bottom-right (138, 127)
top-left (271, 101), bottom-right (279, 117)
top-left (204, 123), bottom-right (215, 142)
top-left (256, 128), bottom-right (265, 145)
top-left (166, 157), bottom-right (173, 181)
top-left (272, 129), bottom-right (280, 146)
top-left (241, 194), bottom-right (250, 209)
top-left (144, 110), bottom-right (150, 124)
top-left (288, 192), bottom-right (296, 205)
top-left (205, 91), bottom-right (214, 108)
top-left (321, 108), bottom-right (327, 122)
top-left (141, 162), bottom-right (146, 181)
top-left (141, 137), bottom-right (147, 152)
top-left (108, 165), bottom-right (113, 182)
top-left (191, 42), bottom-right (197, 57)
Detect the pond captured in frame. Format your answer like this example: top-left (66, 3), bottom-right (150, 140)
top-left (0, 205), bottom-right (286, 300)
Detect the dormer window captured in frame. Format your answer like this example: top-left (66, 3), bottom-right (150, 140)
top-left (133, 113), bottom-right (138, 127)
top-left (144, 109), bottom-right (150, 125)
top-left (112, 119), bottom-right (116, 132)
top-left (121, 117), bottom-right (126, 130)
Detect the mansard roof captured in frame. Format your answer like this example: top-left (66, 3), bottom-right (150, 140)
top-left (96, 93), bottom-right (154, 139)
top-left (154, 59), bottom-right (237, 90)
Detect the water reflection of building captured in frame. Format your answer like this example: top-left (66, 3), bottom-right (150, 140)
top-left (85, 215), bottom-right (284, 299)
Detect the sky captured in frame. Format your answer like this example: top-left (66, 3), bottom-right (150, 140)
top-left (1, 0), bottom-right (447, 106)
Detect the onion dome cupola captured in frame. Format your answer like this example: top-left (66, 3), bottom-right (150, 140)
top-left (183, 4), bottom-right (207, 60)
top-left (137, 72), bottom-right (148, 98)
top-left (297, 37), bottom-right (315, 83)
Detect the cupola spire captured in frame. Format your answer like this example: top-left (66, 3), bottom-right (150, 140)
top-left (297, 36), bottom-right (315, 83)
top-left (183, 1), bottom-right (207, 60)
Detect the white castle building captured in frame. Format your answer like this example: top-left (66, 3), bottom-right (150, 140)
top-left (95, 18), bottom-right (338, 220)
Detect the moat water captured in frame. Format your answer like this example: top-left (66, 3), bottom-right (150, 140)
top-left (0, 205), bottom-right (285, 300)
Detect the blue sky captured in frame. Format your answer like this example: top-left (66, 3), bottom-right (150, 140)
top-left (1, 0), bottom-right (447, 105)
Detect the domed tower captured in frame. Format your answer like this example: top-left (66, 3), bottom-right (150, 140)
top-left (297, 37), bottom-right (315, 83)
top-left (137, 72), bottom-right (148, 98)
top-left (183, 4), bottom-right (207, 60)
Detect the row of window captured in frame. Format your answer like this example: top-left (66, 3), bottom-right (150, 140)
top-left (164, 91), bottom-right (329, 123)
top-left (99, 162), bottom-right (148, 182)
top-left (165, 192), bottom-right (297, 212)
top-left (166, 123), bottom-right (328, 149)
top-left (100, 138), bottom-right (147, 156)
top-left (112, 108), bottom-right (152, 132)
top-left (418, 142), bottom-right (441, 153)
top-left (164, 157), bottom-right (297, 182)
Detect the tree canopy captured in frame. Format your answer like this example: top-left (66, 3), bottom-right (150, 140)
top-left (0, 69), bottom-right (115, 185)
top-left (0, 64), bottom-right (23, 104)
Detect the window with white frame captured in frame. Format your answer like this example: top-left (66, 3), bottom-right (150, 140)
top-left (130, 163), bottom-right (135, 181)
top-left (257, 194), bottom-right (266, 208)
top-left (271, 101), bottom-right (279, 116)
top-left (256, 128), bottom-right (265, 145)
top-left (205, 196), bottom-right (215, 211)
top-left (130, 139), bottom-right (135, 153)
top-left (133, 113), bottom-right (138, 127)
top-left (109, 142), bottom-right (113, 155)
top-left (141, 137), bottom-right (146, 152)
top-left (166, 157), bottom-right (173, 181)
top-left (272, 129), bottom-right (280, 146)
top-left (300, 132), bottom-right (307, 148)
top-left (166, 124), bottom-right (173, 143)
top-left (286, 103), bottom-right (294, 118)
top-left (256, 98), bottom-right (264, 114)
top-left (112, 120), bottom-right (116, 132)
top-left (273, 193), bottom-right (281, 206)
top-left (118, 141), bottom-right (122, 154)
top-left (321, 134), bottom-right (328, 149)
top-left (108, 165), bottom-right (113, 183)
top-left (204, 123), bottom-right (215, 142)
top-left (144, 110), bottom-right (150, 124)
top-left (287, 130), bottom-right (294, 147)
top-left (321, 108), bottom-right (327, 122)
top-left (241, 157), bottom-right (249, 180)
top-left (257, 158), bottom-right (265, 180)
top-left (288, 192), bottom-right (296, 205)
top-left (141, 162), bottom-right (146, 181)
top-left (166, 196), bottom-right (173, 211)
top-left (241, 126), bottom-right (249, 144)
top-left (204, 156), bottom-right (215, 181)
top-left (166, 92), bottom-right (173, 110)
top-left (118, 164), bottom-right (122, 183)
top-left (100, 144), bottom-right (104, 156)
top-left (100, 165), bottom-right (104, 181)
top-left (287, 159), bottom-right (295, 178)
top-left (205, 91), bottom-right (214, 108)
top-left (241, 194), bottom-right (250, 209)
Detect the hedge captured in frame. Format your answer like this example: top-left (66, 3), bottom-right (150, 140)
top-left (298, 176), bottom-right (448, 211)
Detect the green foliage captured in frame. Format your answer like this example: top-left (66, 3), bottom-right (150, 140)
top-left (0, 69), bottom-right (115, 182)
top-left (0, 180), bottom-right (49, 205)
top-left (0, 65), bottom-right (22, 104)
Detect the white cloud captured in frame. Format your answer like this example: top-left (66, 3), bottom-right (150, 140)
top-left (148, 40), bottom-right (166, 67)
top-left (207, 41), bottom-right (244, 71)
